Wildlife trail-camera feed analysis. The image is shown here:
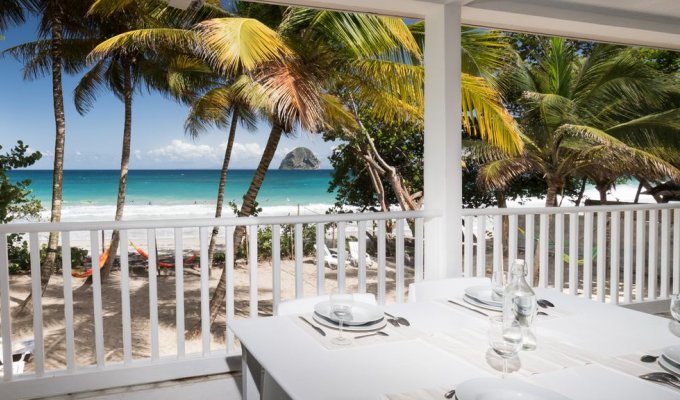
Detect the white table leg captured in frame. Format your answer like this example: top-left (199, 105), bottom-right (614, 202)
top-left (241, 346), bottom-right (262, 400)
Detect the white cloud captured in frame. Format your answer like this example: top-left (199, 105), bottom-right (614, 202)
top-left (134, 150), bottom-right (142, 160)
top-left (146, 139), bottom-right (265, 166)
top-left (75, 151), bottom-right (82, 156)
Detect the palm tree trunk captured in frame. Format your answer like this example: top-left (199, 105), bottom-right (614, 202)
top-left (597, 185), bottom-right (607, 202)
top-left (575, 177), bottom-right (587, 206)
top-left (531, 183), bottom-right (559, 285)
top-left (16, 13), bottom-right (65, 315)
top-left (207, 109), bottom-right (239, 271)
top-left (186, 122), bottom-right (284, 339)
top-left (100, 60), bottom-right (133, 281)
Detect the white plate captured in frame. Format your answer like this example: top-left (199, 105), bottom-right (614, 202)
top-left (313, 301), bottom-right (384, 326)
top-left (465, 285), bottom-right (503, 307)
top-left (662, 344), bottom-right (680, 366)
top-left (456, 378), bottom-right (571, 400)
top-left (463, 294), bottom-right (502, 311)
top-left (659, 355), bottom-right (680, 376)
top-left (312, 312), bottom-right (387, 332)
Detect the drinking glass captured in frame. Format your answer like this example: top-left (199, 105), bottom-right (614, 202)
top-left (491, 264), bottom-right (505, 301)
top-left (488, 315), bottom-right (522, 378)
top-left (330, 289), bottom-right (354, 346)
top-left (671, 293), bottom-right (680, 321)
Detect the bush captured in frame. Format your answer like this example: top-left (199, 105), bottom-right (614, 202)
top-left (6, 236), bottom-right (89, 274)
top-left (235, 224), bottom-right (318, 261)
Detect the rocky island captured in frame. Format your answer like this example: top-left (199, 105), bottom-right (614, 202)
top-left (279, 147), bottom-right (321, 170)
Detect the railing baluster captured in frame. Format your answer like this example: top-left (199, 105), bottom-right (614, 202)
top-left (89, 231), bottom-right (104, 368)
top-left (248, 226), bottom-right (258, 318)
top-left (199, 227), bottom-right (211, 353)
top-left (336, 222), bottom-right (347, 294)
top-left (635, 210), bottom-right (646, 302)
top-left (377, 220), bottom-right (386, 305)
top-left (568, 213), bottom-right (579, 296)
top-left (147, 229), bottom-right (159, 361)
top-left (493, 215), bottom-right (502, 282)
top-left (674, 209), bottom-right (680, 295)
top-left (173, 228), bottom-right (185, 359)
top-left (583, 212), bottom-right (594, 300)
top-left (315, 223), bottom-right (325, 295)
top-left (508, 214), bottom-right (518, 264)
top-left (119, 230), bottom-right (132, 364)
top-left (272, 225), bottom-right (281, 314)
top-left (539, 214), bottom-right (548, 288)
top-left (623, 211), bottom-right (633, 303)
top-left (525, 215), bottom-right (534, 284)
top-left (661, 209), bottom-right (670, 298)
top-left (648, 210), bottom-right (658, 300)
top-left (396, 219), bottom-right (405, 303)
top-left (61, 233), bottom-right (76, 371)
top-left (294, 224), bottom-right (303, 299)
top-left (415, 218), bottom-right (424, 282)
top-left (226, 226), bottom-right (236, 354)
top-left (476, 216), bottom-right (487, 278)
top-left (463, 216), bottom-right (473, 277)
top-left (358, 221), bottom-right (367, 293)
top-left (596, 212), bottom-right (607, 302)
top-left (610, 211), bottom-right (620, 304)
top-left (0, 233), bottom-right (14, 381)
top-left (29, 233), bottom-right (45, 375)
top-left (554, 213), bottom-right (564, 291)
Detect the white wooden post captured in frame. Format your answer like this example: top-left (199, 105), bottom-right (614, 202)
top-left (424, 2), bottom-right (462, 279)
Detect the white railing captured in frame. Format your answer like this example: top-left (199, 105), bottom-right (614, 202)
top-left (462, 203), bottom-right (680, 305)
top-left (0, 210), bottom-right (431, 399)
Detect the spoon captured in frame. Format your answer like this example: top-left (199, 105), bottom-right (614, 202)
top-left (355, 331), bottom-right (389, 340)
top-left (640, 354), bottom-right (659, 363)
top-left (640, 372), bottom-right (680, 389)
top-left (386, 318), bottom-right (400, 327)
top-left (444, 389), bottom-right (456, 399)
top-left (385, 312), bottom-right (410, 326)
top-left (537, 299), bottom-right (555, 308)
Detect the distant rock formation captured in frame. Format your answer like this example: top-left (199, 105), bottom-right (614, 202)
top-left (279, 147), bottom-right (320, 170)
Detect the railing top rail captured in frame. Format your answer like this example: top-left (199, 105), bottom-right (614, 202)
top-left (461, 202), bottom-right (679, 217)
top-left (0, 210), bottom-right (440, 234)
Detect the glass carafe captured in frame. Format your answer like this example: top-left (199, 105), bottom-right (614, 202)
top-left (502, 259), bottom-right (537, 350)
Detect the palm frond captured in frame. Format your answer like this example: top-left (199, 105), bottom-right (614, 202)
top-left (74, 59), bottom-right (109, 114)
top-left (478, 157), bottom-right (536, 190)
top-left (87, 28), bottom-right (200, 64)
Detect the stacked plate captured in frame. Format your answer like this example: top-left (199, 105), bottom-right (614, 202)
top-left (456, 378), bottom-right (571, 400)
top-left (463, 285), bottom-right (503, 311)
top-left (659, 345), bottom-right (680, 376)
top-left (312, 301), bottom-right (387, 332)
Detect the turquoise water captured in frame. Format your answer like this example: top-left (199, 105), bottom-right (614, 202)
top-left (8, 169), bottom-right (337, 207)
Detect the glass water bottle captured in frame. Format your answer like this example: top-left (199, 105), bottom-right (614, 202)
top-left (502, 259), bottom-right (537, 350)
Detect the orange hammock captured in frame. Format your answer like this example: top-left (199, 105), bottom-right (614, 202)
top-left (71, 248), bottom-right (110, 279)
top-left (129, 241), bottom-right (197, 268)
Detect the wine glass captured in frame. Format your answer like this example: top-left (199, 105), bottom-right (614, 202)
top-left (488, 315), bottom-right (522, 378)
top-left (671, 293), bottom-right (680, 321)
top-left (491, 264), bottom-right (505, 301)
top-left (330, 289), bottom-right (354, 346)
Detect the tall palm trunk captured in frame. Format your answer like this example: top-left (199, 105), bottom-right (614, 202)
top-left (187, 122), bottom-right (284, 338)
top-left (531, 181), bottom-right (560, 285)
top-left (16, 13), bottom-right (65, 314)
top-left (101, 60), bottom-right (133, 281)
top-left (206, 109), bottom-right (239, 271)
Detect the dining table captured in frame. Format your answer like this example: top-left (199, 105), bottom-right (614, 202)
top-left (230, 287), bottom-right (680, 399)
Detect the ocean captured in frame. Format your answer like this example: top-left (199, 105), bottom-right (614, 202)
top-left (8, 169), bottom-right (338, 221)
top-left (7, 169), bottom-right (650, 223)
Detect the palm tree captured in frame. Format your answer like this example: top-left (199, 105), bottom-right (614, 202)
top-left (479, 38), bottom-right (680, 208)
top-left (3, 0), bottom-right (94, 313)
top-left (0, 0), bottom-right (29, 33)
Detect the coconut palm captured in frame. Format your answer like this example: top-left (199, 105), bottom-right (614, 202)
top-left (3, 0), bottom-right (95, 312)
top-left (479, 38), bottom-right (680, 208)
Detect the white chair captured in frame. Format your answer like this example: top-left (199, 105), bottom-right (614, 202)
top-left (348, 241), bottom-right (373, 268)
top-left (0, 338), bottom-right (34, 375)
top-left (313, 244), bottom-right (350, 270)
top-left (276, 293), bottom-right (377, 316)
top-left (408, 277), bottom-right (491, 303)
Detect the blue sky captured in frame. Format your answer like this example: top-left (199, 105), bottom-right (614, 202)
top-left (0, 17), bottom-right (339, 170)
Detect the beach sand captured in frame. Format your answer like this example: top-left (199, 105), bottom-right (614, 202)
top-left (7, 255), bottom-right (412, 373)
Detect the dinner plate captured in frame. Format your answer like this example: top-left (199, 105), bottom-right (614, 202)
top-left (659, 355), bottom-right (680, 376)
top-left (312, 312), bottom-right (387, 332)
top-left (463, 294), bottom-right (503, 311)
top-left (456, 377), bottom-right (571, 400)
top-left (313, 301), bottom-right (384, 326)
top-left (465, 285), bottom-right (503, 307)
top-left (662, 344), bottom-right (680, 366)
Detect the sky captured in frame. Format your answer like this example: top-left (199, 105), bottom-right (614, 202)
top-left (0, 16), bottom-right (340, 170)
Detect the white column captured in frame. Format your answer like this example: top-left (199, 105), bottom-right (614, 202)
top-left (424, 2), bottom-right (463, 279)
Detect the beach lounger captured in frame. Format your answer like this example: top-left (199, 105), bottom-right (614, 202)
top-left (348, 241), bottom-right (373, 268)
top-left (313, 244), bottom-right (350, 270)
top-left (0, 338), bottom-right (34, 375)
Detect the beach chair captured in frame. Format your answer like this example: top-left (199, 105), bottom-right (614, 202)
top-left (348, 241), bottom-right (373, 268)
top-left (313, 244), bottom-right (349, 270)
top-left (0, 338), bottom-right (34, 375)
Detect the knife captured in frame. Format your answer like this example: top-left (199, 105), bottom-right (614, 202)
top-left (447, 300), bottom-right (489, 317)
top-left (299, 316), bottom-right (326, 336)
